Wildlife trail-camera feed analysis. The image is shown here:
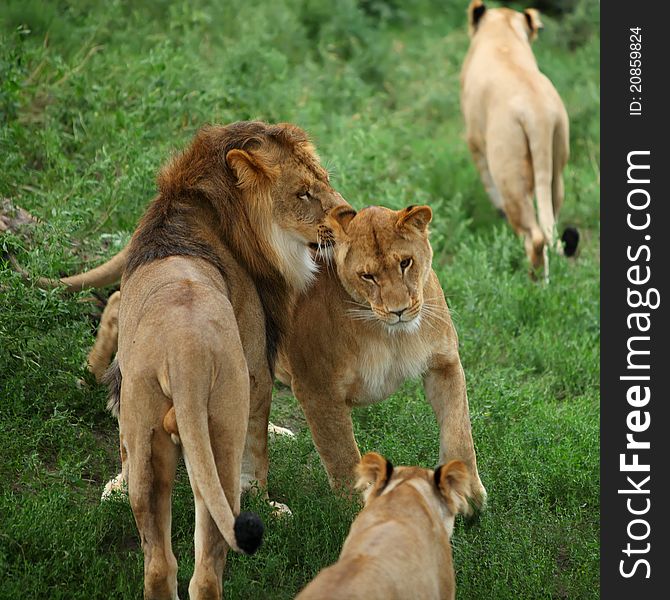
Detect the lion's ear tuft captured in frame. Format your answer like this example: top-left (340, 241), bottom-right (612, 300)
top-left (523, 8), bottom-right (543, 41)
top-left (355, 453), bottom-right (394, 501)
top-left (327, 205), bottom-right (357, 237)
top-left (434, 460), bottom-right (473, 517)
top-left (468, 1), bottom-right (486, 35)
top-left (396, 205), bottom-right (432, 233)
top-left (226, 148), bottom-right (277, 190)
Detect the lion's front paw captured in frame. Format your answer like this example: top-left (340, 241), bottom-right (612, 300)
top-left (465, 478), bottom-right (488, 524)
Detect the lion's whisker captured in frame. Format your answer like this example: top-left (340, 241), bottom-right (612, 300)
top-left (420, 315), bottom-right (441, 334)
top-left (345, 299), bottom-right (370, 309)
top-left (345, 308), bottom-right (381, 326)
top-left (419, 305), bottom-right (449, 329)
top-left (346, 310), bottom-right (376, 320)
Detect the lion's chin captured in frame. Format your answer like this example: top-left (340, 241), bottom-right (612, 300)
top-left (383, 315), bottom-right (422, 335)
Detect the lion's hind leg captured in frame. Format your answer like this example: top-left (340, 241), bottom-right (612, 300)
top-left (120, 380), bottom-right (179, 600)
top-left (88, 290), bottom-right (121, 382)
top-left (468, 140), bottom-right (503, 210)
top-left (487, 124), bottom-right (545, 277)
top-left (188, 490), bottom-right (227, 600)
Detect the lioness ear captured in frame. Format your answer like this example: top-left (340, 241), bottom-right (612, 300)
top-left (523, 8), bottom-right (543, 41)
top-left (327, 205), bottom-right (357, 237)
top-left (434, 460), bottom-right (473, 517)
top-left (355, 452), bottom-right (394, 502)
top-left (396, 205), bottom-right (432, 233)
top-left (468, 0), bottom-right (486, 35)
top-left (226, 148), bottom-right (278, 190)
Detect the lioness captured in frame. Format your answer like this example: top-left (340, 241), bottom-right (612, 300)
top-left (81, 203), bottom-right (486, 510)
top-left (109, 121), bottom-right (347, 599)
top-left (278, 204), bottom-right (486, 507)
top-left (461, 0), bottom-right (577, 278)
top-left (296, 452), bottom-right (473, 600)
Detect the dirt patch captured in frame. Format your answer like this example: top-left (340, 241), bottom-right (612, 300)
top-left (0, 198), bottom-right (40, 235)
top-left (554, 544), bottom-right (571, 598)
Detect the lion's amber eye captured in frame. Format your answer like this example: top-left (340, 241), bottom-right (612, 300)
top-left (297, 191), bottom-right (311, 201)
top-left (400, 257), bottom-right (413, 271)
top-left (361, 273), bottom-right (377, 284)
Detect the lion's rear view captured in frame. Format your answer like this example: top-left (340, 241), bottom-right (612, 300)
top-left (109, 120), bottom-right (349, 599)
top-left (461, 0), bottom-right (578, 279)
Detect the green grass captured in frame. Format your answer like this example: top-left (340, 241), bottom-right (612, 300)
top-left (0, 1), bottom-right (599, 598)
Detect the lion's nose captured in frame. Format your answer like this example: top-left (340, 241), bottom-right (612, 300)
top-left (391, 309), bottom-right (406, 317)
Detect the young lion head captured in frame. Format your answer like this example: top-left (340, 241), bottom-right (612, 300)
top-left (356, 452), bottom-right (473, 536)
top-left (327, 205), bottom-right (434, 334)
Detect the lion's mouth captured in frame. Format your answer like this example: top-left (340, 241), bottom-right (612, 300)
top-left (308, 239), bottom-right (334, 262)
top-left (383, 316), bottom-right (422, 335)
top-left (308, 239), bottom-right (334, 250)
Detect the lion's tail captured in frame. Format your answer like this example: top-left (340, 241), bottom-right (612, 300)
top-left (10, 245), bottom-right (129, 292)
top-left (527, 123), bottom-right (556, 256)
top-left (552, 117), bottom-right (579, 257)
top-left (171, 389), bottom-right (264, 556)
top-left (528, 114), bottom-right (577, 268)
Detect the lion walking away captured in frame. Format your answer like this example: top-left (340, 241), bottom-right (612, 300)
top-left (461, 0), bottom-right (578, 279)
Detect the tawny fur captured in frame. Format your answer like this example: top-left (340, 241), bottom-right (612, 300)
top-left (85, 204), bottom-right (486, 513)
top-left (461, 1), bottom-right (570, 279)
top-left (278, 205), bottom-right (486, 507)
top-left (296, 453), bottom-right (473, 600)
top-left (112, 121), bottom-right (347, 600)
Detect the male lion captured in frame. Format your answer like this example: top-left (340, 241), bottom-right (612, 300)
top-left (296, 453), bottom-right (474, 600)
top-left (107, 121), bottom-right (347, 600)
top-left (277, 204), bottom-right (486, 507)
top-left (461, 0), bottom-right (578, 279)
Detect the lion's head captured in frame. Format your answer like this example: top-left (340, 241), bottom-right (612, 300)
top-left (467, 1), bottom-right (543, 43)
top-left (327, 205), bottom-right (434, 334)
top-left (355, 453), bottom-right (473, 534)
top-left (224, 122), bottom-right (348, 291)
top-left (156, 121), bottom-right (348, 293)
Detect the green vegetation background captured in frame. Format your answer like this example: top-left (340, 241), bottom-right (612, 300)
top-left (0, 0), bottom-right (599, 598)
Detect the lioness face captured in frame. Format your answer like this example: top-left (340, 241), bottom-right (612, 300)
top-left (328, 205), bottom-right (434, 334)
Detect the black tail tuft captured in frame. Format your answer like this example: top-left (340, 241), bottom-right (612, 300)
top-left (561, 227), bottom-right (579, 257)
top-left (234, 512), bottom-right (264, 555)
top-left (102, 359), bottom-right (122, 418)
